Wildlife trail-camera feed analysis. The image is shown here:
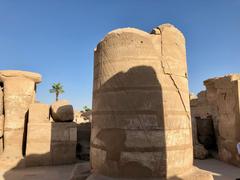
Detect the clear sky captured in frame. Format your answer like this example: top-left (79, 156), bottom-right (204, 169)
top-left (0, 0), bottom-right (240, 110)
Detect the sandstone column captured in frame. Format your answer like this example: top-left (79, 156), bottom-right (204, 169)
top-left (0, 86), bottom-right (3, 153)
top-left (89, 24), bottom-right (213, 179)
top-left (0, 70), bottom-right (41, 165)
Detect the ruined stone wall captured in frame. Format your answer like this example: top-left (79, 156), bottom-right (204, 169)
top-left (0, 70), bottom-right (41, 166)
top-left (25, 102), bottom-right (77, 167)
top-left (90, 24), bottom-right (212, 179)
top-left (190, 92), bottom-right (209, 159)
top-left (205, 75), bottom-right (240, 166)
top-left (191, 74), bottom-right (240, 166)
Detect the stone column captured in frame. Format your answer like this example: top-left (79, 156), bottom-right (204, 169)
top-left (89, 24), bottom-right (213, 179)
top-left (0, 86), bottom-right (3, 153)
top-left (0, 70), bottom-right (41, 166)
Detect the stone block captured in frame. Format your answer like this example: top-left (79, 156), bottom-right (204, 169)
top-left (25, 123), bottom-right (52, 166)
top-left (51, 122), bottom-right (77, 142)
top-left (4, 77), bottom-right (35, 129)
top-left (28, 103), bottom-right (50, 123)
top-left (26, 122), bottom-right (77, 166)
top-left (3, 129), bottom-right (24, 159)
top-left (51, 122), bottom-right (77, 165)
top-left (51, 100), bottom-right (74, 122)
top-left (0, 115), bottom-right (4, 137)
top-left (26, 123), bottom-right (51, 152)
top-left (0, 137), bottom-right (3, 154)
top-left (0, 87), bottom-right (3, 115)
top-left (51, 142), bottom-right (76, 165)
top-left (194, 143), bottom-right (208, 160)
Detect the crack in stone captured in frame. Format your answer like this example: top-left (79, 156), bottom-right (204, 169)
top-left (158, 27), bottom-right (191, 122)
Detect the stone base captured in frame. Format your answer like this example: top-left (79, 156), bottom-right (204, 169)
top-left (86, 167), bottom-right (213, 180)
top-left (25, 122), bottom-right (77, 167)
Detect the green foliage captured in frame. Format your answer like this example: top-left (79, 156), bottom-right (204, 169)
top-left (49, 82), bottom-right (64, 101)
top-left (82, 106), bottom-right (91, 112)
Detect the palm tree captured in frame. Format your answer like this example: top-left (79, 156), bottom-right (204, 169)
top-left (49, 83), bottom-right (64, 101)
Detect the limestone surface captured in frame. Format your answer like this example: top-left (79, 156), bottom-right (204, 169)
top-left (0, 70), bottom-right (42, 83)
top-left (0, 115), bottom-right (4, 138)
top-left (28, 103), bottom-right (50, 123)
top-left (90, 24), bottom-right (212, 179)
top-left (0, 86), bottom-right (3, 115)
top-left (0, 70), bottom-right (42, 163)
top-left (25, 121), bottom-right (77, 166)
top-left (191, 74), bottom-right (240, 167)
top-left (51, 100), bottom-right (74, 122)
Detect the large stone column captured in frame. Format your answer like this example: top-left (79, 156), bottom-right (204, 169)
top-left (0, 70), bottom-right (41, 166)
top-left (89, 24), bottom-right (212, 179)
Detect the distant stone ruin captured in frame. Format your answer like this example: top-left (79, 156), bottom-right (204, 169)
top-left (0, 70), bottom-right (77, 169)
top-left (191, 74), bottom-right (240, 167)
top-left (0, 70), bottom-right (41, 165)
top-left (89, 24), bottom-right (213, 179)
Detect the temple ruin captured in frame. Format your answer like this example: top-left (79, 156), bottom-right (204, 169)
top-left (0, 70), bottom-right (41, 166)
top-left (191, 74), bottom-right (240, 167)
top-left (89, 24), bottom-right (213, 179)
top-left (1, 23), bottom-right (239, 179)
top-left (0, 70), bottom-right (77, 169)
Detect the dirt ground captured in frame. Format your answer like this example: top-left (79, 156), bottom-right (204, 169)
top-left (194, 158), bottom-right (240, 180)
top-left (0, 159), bottom-right (239, 180)
top-left (0, 164), bottom-right (75, 180)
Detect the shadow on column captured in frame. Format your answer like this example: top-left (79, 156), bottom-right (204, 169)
top-left (91, 65), bottom-right (173, 179)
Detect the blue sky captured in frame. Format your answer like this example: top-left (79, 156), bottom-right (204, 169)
top-left (0, 0), bottom-right (240, 110)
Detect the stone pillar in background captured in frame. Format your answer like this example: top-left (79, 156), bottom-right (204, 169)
top-left (25, 103), bottom-right (51, 166)
top-left (0, 87), bottom-right (3, 153)
top-left (89, 24), bottom-right (213, 179)
top-left (0, 86), bottom-right (3, 115)
top-left (204, 75), bottom-right (240, 167)
top-left (0, 70), bottom-right (41, 165)
top-left (0, 86), bottom-right (3, 135)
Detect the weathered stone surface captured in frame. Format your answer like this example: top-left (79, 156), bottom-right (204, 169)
top-left (0, 70), bottom-right (41, 163)
top-left (0, 70), bottom-right (42, 83)
top-left (51, 100), bottom-right (74, 122)
top-left (194, 144), bottom-right (208, 160)
top-left (0, 137), bottom-right (3, 154)
top-left (28, 103), bottom-right (50, 123)
top-left (91, 24), bottom-right (212, 179)
top-left (0, 86), bottom-right (3, 115)
top-left (3, 77), bottom-right (38, 129)
top-left (25, 123), bottom-right (52, 167)
top-left (25, 122), bottom-right (77, 166)
top-left (51, 122), bottom-right (77, 165)
top-left (69, 162), bottom-right (91, 180)
top-left (191, 75), bottom-right (240, 167)
top-left (0, 115), bottom-right (3, 153)
top-left (25, 103), bottom-right (51, 166)
top-left (0, 88), bottom-right (3, 154)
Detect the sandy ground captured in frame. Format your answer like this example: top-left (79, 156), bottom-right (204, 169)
top-left (0, 159), bottom-right (239, 180)
top-left (194, 158), bottom-right (240, 180)
top-left (0, 164), bottom-right (75, 180)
